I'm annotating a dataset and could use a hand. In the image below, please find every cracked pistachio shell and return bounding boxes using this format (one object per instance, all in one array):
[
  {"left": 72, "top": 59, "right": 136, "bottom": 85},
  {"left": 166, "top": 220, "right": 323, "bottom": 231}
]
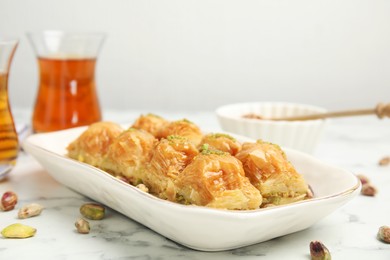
[
  {"left": 18, "top": 203, "right": 44, "bottom": 219},
  {"left": 75, "top": 218, "right": 90, "bottom": 234}
]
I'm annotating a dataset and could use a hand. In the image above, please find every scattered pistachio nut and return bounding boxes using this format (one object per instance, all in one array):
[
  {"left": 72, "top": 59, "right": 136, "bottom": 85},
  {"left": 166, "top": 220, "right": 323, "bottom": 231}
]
[
  {"left": 361, "top": 183, "right": 377, "bottom": 196},
  {"left": 75, "top": 218, "right": 90, "bottom": 234},
  {"left": 136, "top": 183, "right": 149, "bottom": 193},
  {"left": 356, "top": 174, "right": 370, "bottom": 185},
  {"left": 377, "top": 226, "right": 390, "bottom": 243},
  {"left": 1, "top": 191, "right": 18, "bottom": 211},
  {"left": 18, "top": 203, "right": 44, "bottom": 219},
  {"left": 80, "top": 203, "right": 105, "bottom": 220},
  {"left": 1, "top": 223, "right": 36, "bottom": 238},
  {"left": 310, "top": 240, "right": 331, "bottom": 260},
  {"left": 379, "top": 156, "right": 390, "bottom": 166}
]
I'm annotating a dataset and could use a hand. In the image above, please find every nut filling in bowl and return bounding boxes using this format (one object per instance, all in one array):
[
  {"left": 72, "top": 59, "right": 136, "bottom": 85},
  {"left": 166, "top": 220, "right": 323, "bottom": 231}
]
[{"left": 216, "top": 102, "right": 328, "bottom": 154}]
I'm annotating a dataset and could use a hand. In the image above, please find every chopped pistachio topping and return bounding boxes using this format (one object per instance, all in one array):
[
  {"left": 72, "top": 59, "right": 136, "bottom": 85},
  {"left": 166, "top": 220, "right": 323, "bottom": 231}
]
[
  {"left": 200, "top": 144, "right": 226, "bottom": 155},
  {"left": 167, "top": 135, "right": 187, "bottom": 143},
  {"left": 167, "top": 135, "right": 184, "bottom": 140},
  {"left": 209, "top": 133, "right": 236, "bottom": 141},
  {"left": 200, "top": 143, "right": 209, "bottom": 151}
]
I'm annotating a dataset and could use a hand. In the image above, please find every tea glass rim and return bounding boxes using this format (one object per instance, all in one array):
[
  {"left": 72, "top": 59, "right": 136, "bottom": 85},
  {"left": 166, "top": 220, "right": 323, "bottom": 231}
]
[
  {"left": 26, "top": 30, "right": 106, "bottom": 39},
  {"left": 0, "top": 37, "right": 19, "bottom": 45}
]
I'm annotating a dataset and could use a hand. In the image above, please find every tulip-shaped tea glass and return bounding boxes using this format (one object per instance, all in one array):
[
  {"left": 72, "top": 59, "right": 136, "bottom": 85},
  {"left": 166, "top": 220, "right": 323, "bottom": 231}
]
[
  {"left": 0, "top": 38, "right": 18, "bottom": 179},
  {"left": 27, "top": 31, "right": 105, "bottom": 132}
]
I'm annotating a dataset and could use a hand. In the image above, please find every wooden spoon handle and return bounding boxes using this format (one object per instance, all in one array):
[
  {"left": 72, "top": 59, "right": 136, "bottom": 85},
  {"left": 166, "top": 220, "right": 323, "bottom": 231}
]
[{"left": 273, "top": 103, "right": 390, "bottom": 121}]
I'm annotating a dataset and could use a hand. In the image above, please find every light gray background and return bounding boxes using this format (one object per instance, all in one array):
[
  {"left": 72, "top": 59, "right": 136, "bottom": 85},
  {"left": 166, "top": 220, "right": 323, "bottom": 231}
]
[{"left": 1, "top": 0, "right": 390, "bottom": 112}]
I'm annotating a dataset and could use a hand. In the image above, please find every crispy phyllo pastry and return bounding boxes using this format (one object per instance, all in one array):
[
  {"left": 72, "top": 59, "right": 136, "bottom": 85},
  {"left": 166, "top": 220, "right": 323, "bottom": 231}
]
[
  {"left": 67, "top": 115, "right": 312, "bottom": 211},
  {"left": 131, "top": 113, "right": 169, "bottom": 137},
  {"left": 157, "top": 119, "right": 203, "bottom": 146},
  {"left": 144, "top": 135, "right": 199, "bottom": 201},
  {"left": 100, "top": 128, "right": 157, "bottom": 184},
  {"left": 199, "top": 133, "right": 242, "bottom": 155},
  {"left": 176, "top": 150, "right": 262, "bottom": 210},
  {"left": 67, "top": 122, "right": 123, "bottom": 167},
  {"left": 235, "top": 140, "right": 309, "bottom": 207}
]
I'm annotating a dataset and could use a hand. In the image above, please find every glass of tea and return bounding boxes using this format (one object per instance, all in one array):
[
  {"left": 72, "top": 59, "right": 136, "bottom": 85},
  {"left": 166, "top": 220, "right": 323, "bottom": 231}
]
[
  {"left": 27, "top": 31, "right": 106, "bottom": 133},
  {"left": 0, "top": 38, "right": 18, "bottom": 179}
]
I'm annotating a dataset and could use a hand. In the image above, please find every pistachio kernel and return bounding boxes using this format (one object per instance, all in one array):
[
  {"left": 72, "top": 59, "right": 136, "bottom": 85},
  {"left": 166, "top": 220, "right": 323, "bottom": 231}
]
[
  {"left": 80, "top": 203, "right": 105, "bottom": 220},
  {"left": 361, "top": 183, "right": 377, "bottom": 196},
  {"left": 1, "top": 223, "right": 36, "bottom": 238},
  {"left": 310, "top": 240, "right": 331, "bottom": 260},
  {"left": 379, "top": 156, "right": 390, "bottom": 166},
  {"left": 377, "top": 226, "right": 390, "bottom": 243},
  {"left": 1, "top": 191, "right": 18, "bottom": 211},
  {"left": 75, "top": 218, "right": 90, "bottom": 234}
]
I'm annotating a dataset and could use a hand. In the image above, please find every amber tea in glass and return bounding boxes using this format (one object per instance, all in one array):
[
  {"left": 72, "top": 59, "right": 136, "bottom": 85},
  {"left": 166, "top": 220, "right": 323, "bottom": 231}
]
[
  {"left": 27, "top": 31, "right": 105, "bottom": 133},
  {"left": 33, "top": 57, "right": 101, "bottom": 132},
  {"left": 0, "top": 38, "right": 18, "bottom": 178}
]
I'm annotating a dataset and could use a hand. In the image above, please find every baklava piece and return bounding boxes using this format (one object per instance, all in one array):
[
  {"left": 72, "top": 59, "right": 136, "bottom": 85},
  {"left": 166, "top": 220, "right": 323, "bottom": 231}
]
[
  {"left": 176, "top": 149, "right": 262, "bottom": 210},
  {"left": 157, "top": 119, "right": 203, "bottom": 146},
  {"left": 235, "top": 140, "right": 309, "bottom": 207},
  {"left": 67, "top": 121, "right": 124, "bottom": 167},
  {"left": 144, "top": 135, "right": 199, "bottom": 201},
  {"left": 131, "top": 113, "right": 169, "bottom": 137},
  {"left": 100, "top": 128, "right": 157, "bottom": 184}
]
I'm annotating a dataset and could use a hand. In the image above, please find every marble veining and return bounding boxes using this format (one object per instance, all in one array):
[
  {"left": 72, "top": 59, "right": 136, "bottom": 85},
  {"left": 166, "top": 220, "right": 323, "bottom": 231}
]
[{"left": 1, "top": 111, "right": 390, "bottom": 259}]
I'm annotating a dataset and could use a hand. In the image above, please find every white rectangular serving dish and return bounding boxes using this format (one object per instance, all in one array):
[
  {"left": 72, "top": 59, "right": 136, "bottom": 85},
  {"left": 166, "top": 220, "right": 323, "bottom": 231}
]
[{"left": 23, "top": 126, "right": 360, "bottom": 251}]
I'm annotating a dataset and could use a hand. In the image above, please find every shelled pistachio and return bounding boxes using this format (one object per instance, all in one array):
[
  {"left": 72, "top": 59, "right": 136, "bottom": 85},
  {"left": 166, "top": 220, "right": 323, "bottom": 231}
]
[
  {"left": 80, "top": 203, "right": 105, "bottom": 220},
  {"left": 310, "top": 240, "right": 331, "bottom": 260},
  {"left": 361, "top": 183, "right": 377, "bottom": 196},
  {"left": 1, "top": 223, "right": 36, "bottom": 238},
  {"left": 1, "top": 191, "right": 18, "bottom": 211},
  {"left": 377, "top": 226, "right": 390, "bottom": 243}
]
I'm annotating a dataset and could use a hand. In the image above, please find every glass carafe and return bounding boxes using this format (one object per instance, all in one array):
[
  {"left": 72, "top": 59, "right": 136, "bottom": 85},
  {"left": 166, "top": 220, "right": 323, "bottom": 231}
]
[{"left": 0, "top": 38, "right": 18, "bottom": 179}]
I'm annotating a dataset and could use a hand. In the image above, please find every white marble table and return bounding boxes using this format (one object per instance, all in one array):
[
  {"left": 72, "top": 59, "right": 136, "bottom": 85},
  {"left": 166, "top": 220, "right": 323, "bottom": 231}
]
[{"left": 1, "top": 109, "right": 390, "bottom": 260}]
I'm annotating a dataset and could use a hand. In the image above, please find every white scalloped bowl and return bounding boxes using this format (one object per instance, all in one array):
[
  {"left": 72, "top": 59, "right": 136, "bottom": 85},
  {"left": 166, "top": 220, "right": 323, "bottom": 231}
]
[{"left": 216, "top": 102, "right": 328, "bottom": 154}]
